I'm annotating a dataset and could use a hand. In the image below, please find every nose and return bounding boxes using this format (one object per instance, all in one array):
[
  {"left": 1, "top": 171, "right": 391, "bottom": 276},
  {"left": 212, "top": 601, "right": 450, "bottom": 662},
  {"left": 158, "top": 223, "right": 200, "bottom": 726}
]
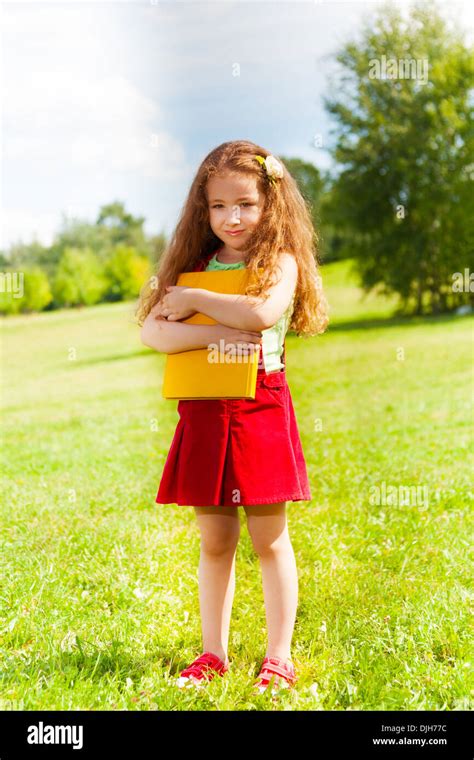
[{"left": 227, "top": 205, "right": 241, "bottom": 225}]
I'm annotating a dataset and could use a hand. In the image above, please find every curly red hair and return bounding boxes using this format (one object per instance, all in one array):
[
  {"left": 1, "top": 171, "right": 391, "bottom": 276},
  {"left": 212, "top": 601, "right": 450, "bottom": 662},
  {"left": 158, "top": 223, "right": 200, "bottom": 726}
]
[{"left": 135, "top": 139, "right": 329, "bottom": 336}]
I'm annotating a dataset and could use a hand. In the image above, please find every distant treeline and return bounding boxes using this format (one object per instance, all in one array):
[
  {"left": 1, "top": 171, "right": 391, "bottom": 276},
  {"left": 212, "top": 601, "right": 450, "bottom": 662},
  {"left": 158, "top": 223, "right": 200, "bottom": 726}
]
[
  {"left": 0, "top": 174, "right": 342, "bottom": 317},
  {"left": 0, "top": 202, "right": 168, "bottom": 315}
]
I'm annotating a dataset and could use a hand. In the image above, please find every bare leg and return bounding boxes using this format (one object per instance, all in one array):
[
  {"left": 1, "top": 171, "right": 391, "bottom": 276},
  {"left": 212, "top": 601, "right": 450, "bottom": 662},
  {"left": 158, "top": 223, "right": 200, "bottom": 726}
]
[
  {"left": 244, "top": 502, "right": 298, "bottom": 664},
  {"left": 193, "top": 506, "right": 240, "bottom": 667}
]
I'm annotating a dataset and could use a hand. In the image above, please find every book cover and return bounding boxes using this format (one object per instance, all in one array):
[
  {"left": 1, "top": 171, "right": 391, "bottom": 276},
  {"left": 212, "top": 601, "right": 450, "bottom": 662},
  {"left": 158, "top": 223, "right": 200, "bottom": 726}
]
[{"left": 162, "top": 269, "right": 262, "bottom": 399}]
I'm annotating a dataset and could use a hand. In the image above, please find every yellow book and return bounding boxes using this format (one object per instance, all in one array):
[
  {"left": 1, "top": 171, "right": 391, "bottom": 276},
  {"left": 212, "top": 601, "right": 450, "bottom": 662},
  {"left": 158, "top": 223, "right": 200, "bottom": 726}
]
[{"left": 162, "top": 269, "right": 262, "bottom": 399}]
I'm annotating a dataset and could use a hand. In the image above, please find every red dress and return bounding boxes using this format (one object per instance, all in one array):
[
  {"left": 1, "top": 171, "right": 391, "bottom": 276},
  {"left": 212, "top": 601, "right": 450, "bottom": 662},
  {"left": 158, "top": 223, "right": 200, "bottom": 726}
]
[{"left": 155, "top": 249, "right": 312, "bottom": 507}]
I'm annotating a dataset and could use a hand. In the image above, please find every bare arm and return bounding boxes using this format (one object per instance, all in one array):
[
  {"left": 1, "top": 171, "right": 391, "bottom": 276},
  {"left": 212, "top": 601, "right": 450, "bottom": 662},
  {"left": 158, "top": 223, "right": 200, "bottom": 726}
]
[
  {"left": 141, "top": 313, "right": 220, "bottom": 354},
  {"left": 188, "top": 253, "right": 298, "bottom": 331},
  {"left": 141, "top": 309, "right": 262, "bottom": 355}
]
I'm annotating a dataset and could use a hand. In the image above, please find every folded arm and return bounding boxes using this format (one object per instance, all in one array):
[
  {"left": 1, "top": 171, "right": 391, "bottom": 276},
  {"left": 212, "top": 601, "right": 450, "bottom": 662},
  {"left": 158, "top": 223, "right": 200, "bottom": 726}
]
[
  {"left": 189, "top": 253, "right": 298, "bottom": 331},
  {"left": 140, "top": 310, "right": 219, "bottom": 354},
  {"left": 140, "top": 306, "right": 262, "bottom": 355}
]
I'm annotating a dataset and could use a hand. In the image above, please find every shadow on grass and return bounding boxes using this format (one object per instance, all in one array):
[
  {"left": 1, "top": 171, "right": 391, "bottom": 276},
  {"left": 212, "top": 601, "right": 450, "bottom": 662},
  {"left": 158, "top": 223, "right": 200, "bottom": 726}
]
[
  {"left": 71, "top": 349, "right": 154, "bottom": 367},
  {"left": 320, "top": 311, "right": 472, "bottom": 334},
  {"left": 52, "top": 647, "right": 260, "bottom": 680},
  {"left": 51, "top": 646, "right": 182, "bottom": 680}
]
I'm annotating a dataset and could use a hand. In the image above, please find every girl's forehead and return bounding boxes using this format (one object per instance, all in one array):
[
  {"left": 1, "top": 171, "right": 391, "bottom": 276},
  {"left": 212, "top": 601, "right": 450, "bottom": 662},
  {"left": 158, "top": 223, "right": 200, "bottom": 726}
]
[{"left": 206, "top": 171, "right": 259, "bottom": 198}]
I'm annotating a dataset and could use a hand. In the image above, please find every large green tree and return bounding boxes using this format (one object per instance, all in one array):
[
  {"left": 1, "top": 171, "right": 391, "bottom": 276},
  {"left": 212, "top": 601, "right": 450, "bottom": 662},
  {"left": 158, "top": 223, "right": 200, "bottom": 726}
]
[
  {"left": 280, "top": 157, "right": 332, "bottom": 260},
  {"left": 281, "top": 157, "right": 350, "bottom": 264},
  {"left": 324, "top": 1, "right": 474, "bottom": 314}
]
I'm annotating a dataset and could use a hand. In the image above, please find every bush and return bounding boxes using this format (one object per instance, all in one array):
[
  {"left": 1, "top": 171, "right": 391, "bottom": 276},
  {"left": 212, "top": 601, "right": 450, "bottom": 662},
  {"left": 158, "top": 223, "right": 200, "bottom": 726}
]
[
  {"left": 103, "top": 244, "right": 151, "bottom": 301},
  {"left": 0, "top": 267, "right": 52, "bottom": 314},
  {"left": 53, "top": 247, "right": 108, "bottom": 307}
]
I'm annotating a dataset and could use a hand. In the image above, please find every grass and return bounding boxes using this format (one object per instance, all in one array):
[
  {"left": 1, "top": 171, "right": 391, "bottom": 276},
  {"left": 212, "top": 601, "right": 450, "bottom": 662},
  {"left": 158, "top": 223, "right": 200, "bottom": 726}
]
[{"left": 0, "top": 260, "right": 472, "bottom": 711}]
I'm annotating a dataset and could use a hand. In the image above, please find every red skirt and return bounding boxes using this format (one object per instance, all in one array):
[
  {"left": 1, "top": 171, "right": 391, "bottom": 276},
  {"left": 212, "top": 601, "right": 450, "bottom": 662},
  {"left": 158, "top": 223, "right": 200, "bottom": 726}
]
[{"left": 155, "top": 367, "right": 312, "bottom": 507}]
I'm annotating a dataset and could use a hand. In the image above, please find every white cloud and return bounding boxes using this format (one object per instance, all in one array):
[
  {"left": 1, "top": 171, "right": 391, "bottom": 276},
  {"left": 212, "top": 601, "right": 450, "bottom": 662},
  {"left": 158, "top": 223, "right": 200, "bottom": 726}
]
[
  {"left": 4, "top": 68, "right": 187, "bottom": 179},
  {"left": 0, "top": 1, "right": 190, "bottom": 248},
  {"left": 2, "top": 3, "right": 189, "bottom": 185},
  {"left": 0, "top": 208, "right": 61, "bottom": 250}
]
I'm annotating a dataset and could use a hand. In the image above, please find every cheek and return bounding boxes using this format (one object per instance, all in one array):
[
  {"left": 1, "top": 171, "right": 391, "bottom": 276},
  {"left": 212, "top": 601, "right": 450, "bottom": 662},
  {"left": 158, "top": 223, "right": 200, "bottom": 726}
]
[
  {"left": 209, "top": 209, "right": 224, "bottom": 227},
  {"left": 242, "top": 208, "right": 262, "bottom": 226}
]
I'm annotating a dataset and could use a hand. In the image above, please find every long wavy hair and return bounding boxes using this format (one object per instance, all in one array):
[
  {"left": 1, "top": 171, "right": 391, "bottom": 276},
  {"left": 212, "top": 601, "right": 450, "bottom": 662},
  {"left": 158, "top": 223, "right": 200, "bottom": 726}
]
[{"left": 135, "top": 140, "right": 329, "bottom": 336}]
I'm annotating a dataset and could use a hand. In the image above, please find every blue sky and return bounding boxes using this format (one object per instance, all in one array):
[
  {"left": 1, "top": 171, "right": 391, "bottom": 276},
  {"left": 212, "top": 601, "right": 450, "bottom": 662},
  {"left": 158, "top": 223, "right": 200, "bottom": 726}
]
[{"left": 1, "top": 0, "right": 472, "bottom": 250}]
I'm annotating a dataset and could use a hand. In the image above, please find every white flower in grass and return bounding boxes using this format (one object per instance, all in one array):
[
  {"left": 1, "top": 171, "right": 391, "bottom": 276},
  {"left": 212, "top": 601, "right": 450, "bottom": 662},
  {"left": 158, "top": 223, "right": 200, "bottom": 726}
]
[
  {"left": 176, "top": 675, "right": 203, "bottom": 689},
  {"left": 60, "top": 631, "right": 77, "bottom": 652}
]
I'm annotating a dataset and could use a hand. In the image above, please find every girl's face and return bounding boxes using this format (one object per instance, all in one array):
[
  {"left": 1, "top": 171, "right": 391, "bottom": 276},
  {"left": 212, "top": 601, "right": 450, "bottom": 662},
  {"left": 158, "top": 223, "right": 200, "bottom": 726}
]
[{"left": 206, "top": 172, "right": 265, "bottom": 251}]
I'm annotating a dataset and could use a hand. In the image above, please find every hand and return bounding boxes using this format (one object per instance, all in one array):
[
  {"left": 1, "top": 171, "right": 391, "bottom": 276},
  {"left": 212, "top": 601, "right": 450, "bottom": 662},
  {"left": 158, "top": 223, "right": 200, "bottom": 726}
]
[
  {"left": 156, "top": 286, "right": 197, "bottom": 321},
  {"left": 216, "top": 324, "right": 263, "bottom": 354}
]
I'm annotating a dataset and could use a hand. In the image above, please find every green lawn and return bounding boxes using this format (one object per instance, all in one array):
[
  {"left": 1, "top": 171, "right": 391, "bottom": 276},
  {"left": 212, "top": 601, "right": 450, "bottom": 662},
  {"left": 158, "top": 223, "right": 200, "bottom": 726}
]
[{"left": 1, "top": 260, "right": 472, "bottom": 710}]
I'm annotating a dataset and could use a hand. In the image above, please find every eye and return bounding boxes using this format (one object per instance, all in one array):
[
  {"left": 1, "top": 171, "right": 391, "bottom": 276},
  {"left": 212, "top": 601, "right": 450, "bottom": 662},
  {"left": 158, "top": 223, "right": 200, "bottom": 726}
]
[{"left": 210, "top": 202, "right": 254, "bottom": 208}]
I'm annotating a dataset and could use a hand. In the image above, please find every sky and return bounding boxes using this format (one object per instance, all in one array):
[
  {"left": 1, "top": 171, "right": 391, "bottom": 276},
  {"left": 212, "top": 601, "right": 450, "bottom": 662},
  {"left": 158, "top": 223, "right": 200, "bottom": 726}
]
[{"left": 1, "top": 0, "right": 472, "bottom": 251}]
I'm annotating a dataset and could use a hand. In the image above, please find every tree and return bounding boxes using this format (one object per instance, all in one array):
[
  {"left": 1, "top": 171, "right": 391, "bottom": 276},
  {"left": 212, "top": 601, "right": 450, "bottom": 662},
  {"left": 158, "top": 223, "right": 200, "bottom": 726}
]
[
  {"left": 0, "top": 267, "right": 52, "bottom": 314},
  {"left": 103, "top": 244, "right": 151, "bottom": 301},
  {"left": 22, "top": 268, "right": 53, "bottom": 312},
  {"left": 53, "top": 247, "right": 108, "bottom": 307},
  {"left": 6, "top": 240, "right": 55, "bottom": 279},
  {"left": 324, "top": 0, "right": 474, "bottom": 314},
  {"left": 280, "top": 157, "right": 332, "bottom": 259},
  {"left": 96, "top": 201, "right": 149, "bottom": 255},
  {"left": 147, "top": 230, "right": 168, "bottom": 267}
]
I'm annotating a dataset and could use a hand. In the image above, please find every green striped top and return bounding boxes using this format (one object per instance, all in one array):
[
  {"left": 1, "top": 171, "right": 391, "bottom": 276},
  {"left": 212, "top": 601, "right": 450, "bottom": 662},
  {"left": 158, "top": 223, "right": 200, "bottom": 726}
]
[{"left": 205, "top": 252, "right": 294, "bottom": 373}]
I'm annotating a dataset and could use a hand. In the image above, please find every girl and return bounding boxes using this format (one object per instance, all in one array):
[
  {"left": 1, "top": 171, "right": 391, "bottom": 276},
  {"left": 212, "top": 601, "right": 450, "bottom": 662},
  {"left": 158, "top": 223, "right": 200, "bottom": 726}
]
[{"left": 136, "top": 140, "right": 329, "bottom": 695}]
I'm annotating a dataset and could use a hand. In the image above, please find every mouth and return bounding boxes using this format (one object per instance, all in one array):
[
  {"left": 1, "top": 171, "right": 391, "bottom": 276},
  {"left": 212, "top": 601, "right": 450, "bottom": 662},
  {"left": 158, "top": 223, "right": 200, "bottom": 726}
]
[{"left": 226, "top": 230, "right": 244, "bottom": 236}]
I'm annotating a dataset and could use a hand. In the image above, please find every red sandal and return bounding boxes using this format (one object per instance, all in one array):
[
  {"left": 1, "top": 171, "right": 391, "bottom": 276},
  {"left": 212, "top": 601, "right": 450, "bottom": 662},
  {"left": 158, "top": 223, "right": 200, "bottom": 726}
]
[
  {"left": 176, "top": 651, "right": 229, "bottom": 689},
  {"left": 253, "top": 656, "right": 297, "bottom": 694}
]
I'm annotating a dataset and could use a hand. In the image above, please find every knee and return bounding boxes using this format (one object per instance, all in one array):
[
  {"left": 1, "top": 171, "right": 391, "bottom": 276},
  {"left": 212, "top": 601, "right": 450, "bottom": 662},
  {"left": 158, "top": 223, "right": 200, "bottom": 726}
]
[
  {"left": 200, "top": 524, "right": 240, "bottom": 557},
  {"left": 249, "top": 528, "right": 289, "bottom": 558}
]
